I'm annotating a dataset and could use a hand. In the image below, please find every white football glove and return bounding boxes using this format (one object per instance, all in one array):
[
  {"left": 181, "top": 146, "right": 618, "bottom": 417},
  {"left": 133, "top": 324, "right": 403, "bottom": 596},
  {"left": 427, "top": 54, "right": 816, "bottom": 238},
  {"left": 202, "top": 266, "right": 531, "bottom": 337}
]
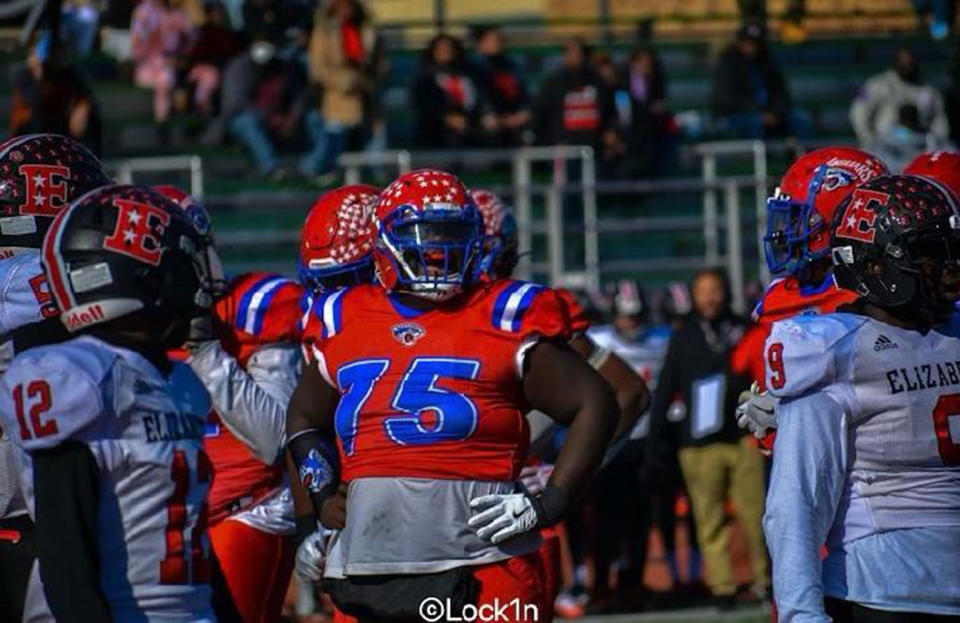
[
  {"left": 518, "top": 464, "right": 554, "bottom": 495},
  {"left": 468, "top": 493, "right": 539, "bottom": 544},
  {"left": 736, "top": 381, "right": 780, "bottom": 439},
  {"left": 295, "top": 529, "right": 329, "bottom": 583}
]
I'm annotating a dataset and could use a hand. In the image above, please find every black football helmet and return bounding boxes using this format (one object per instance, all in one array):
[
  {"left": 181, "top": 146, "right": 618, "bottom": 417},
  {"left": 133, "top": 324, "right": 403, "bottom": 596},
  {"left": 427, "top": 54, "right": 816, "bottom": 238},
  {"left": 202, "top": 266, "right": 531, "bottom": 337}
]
[
  {"left": 41, "top": 184, "right": 212, "bottom": 343},
  {"left": 830, "top": 174, "right": 960, "bottom": 324},
  {"left": 0, "top": 134, "right": 111, "bottom": 252}
]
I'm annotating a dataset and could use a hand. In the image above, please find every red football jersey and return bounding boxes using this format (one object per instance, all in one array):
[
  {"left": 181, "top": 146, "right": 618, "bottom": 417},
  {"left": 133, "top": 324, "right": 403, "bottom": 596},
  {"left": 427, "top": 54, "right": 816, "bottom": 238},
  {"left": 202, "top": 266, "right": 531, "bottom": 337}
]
[
  {"left": 205, "top": 272, "right": 305, "bottom": 524},
  {"left": 308, "top": 280, "right": 573, "bottom": 482},
  {"left": 556, "top": 287, "right": 591, "bottom": 335},
  {"left": 731, "top": 275, "right": 857, "bottom": 389}
]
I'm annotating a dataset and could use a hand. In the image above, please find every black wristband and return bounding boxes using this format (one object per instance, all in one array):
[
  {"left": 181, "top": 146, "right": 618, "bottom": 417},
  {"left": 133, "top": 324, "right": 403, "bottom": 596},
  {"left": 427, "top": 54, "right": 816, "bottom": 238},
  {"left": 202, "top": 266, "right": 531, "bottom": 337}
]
[
  {"left": 287, "top": 429, "right": 340, "bottom": 518},
  {"left": 295, "top": 515, "right": 317, "bottom": 549},
  {"left": 528, "top": 484, "right": 570, "bottom": 528}
]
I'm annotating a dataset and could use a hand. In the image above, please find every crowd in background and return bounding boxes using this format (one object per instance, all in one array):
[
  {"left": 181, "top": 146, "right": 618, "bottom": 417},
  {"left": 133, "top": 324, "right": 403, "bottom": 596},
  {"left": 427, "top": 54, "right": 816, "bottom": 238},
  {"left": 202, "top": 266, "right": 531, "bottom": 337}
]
[{"left": 10, "top": 0, "right": 960, "bottom": 183}]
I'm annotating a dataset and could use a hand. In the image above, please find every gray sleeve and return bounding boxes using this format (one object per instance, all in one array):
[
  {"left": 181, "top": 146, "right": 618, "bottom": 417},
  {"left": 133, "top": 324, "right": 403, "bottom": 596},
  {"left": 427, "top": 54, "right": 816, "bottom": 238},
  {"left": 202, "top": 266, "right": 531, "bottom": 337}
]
[
  {"left": 188, "top": 341, "right": 301, "bottom": 465},
  {"left": 763, "top": 391, "right": 849, "bottom": 623}
]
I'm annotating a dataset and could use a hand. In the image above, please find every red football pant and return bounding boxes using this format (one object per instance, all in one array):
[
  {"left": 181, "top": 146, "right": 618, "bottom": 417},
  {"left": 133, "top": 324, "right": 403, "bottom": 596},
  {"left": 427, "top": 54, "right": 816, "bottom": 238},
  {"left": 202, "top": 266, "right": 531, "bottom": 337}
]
[
  {"left": 209, "top": 519, "right": 294, "bottom": 623},
  {"left": 473, "top": 551, "right": 549, "bottom": 622},
  {"left": 537, "top": 526, "right": 562, "bottom": 621}
]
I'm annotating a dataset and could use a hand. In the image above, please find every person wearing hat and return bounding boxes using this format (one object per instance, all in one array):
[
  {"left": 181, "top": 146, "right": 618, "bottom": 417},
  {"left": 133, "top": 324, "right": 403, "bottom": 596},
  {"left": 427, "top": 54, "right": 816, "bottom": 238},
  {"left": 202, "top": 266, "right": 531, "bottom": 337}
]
[{"left": 711, "top": 24, "right": 793, "bottom": 139}]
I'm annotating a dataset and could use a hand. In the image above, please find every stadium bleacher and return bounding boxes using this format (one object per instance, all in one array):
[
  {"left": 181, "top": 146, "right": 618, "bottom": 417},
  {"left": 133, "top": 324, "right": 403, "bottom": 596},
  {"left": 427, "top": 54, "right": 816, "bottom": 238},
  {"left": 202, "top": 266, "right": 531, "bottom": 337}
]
[{"left": 0, "top": 9, "right": 950, "bottom": 288}]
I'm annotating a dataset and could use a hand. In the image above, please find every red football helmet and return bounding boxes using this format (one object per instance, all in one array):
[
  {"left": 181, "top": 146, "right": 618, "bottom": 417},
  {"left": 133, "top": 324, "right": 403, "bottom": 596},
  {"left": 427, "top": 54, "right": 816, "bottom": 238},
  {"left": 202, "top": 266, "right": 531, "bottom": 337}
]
[
  {"left": 765, "top": 147, "right": 888, "bottom": 276},
  {"left": 299, "top": 184, "right": 380, "bottom": 295},
  {"left": 374, "top": 169, "right": 484, "bottom": 300},
  {"left": 903, "top": 151, "right": 960, "bottom": 199},
  {"left": 153, "top": 185, "right": 226, "bottom": 298},
  {"left": 0, "top": 133, "right": 110, "bottom": 253},
  {"left": 470, "top": 188, "right": 519, "bottom": 280}
]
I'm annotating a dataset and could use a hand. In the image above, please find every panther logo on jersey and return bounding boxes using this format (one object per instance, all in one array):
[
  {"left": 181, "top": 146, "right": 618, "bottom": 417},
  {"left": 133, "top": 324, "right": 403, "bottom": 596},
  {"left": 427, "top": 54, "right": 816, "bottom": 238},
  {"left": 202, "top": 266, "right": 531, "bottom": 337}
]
[
  {"left": 103, "top": 198, "right": 171, "bottom": 266},
  {"left": 299, "top": 447, "right": 334, "bottom": 493},
  {"left": 392, "top": 322, "right": 426, "bottom": 346}
]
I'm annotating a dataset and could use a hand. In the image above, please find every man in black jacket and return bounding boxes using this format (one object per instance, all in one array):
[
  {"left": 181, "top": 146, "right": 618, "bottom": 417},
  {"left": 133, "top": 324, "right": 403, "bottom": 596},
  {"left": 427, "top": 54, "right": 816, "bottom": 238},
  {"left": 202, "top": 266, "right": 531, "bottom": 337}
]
[
  {"left": 712, "top": 24, "right": 792, "bottom": 139},
  {"left": 647, "top": 267, "right": 768, "bottom": 605},
  {"left": 532, "top": 38, "right": 618, "bottom": 154}
]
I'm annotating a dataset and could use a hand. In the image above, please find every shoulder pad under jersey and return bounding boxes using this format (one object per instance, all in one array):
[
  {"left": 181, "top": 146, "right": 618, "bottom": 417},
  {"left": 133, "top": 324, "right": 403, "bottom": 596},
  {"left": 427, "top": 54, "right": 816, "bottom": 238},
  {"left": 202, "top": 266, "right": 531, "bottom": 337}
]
[
  {"left": 0, "top": 337, "right": 115, "bottom": 450},
  {"left": 489, "top": 280, "right": 573, "bottom": 341},
  {"left": 765, "top": 313, "right": 865, "bottom": 399}
]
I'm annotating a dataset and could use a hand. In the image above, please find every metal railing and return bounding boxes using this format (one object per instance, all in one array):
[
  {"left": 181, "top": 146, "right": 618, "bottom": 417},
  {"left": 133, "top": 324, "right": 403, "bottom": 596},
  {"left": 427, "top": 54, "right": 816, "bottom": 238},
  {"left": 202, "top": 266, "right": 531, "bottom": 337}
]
[
  {"left": 111, "top": 155, "right": 205, "bottom": 199},
  {"left": 335, "top": 141, "right": 772, "bottom": 312},
  {"left": 104, "top": 143, "right": 779, "bottom": 314},
  {"left": 337, "top": 145, "right": 599, "bottom": 290}
]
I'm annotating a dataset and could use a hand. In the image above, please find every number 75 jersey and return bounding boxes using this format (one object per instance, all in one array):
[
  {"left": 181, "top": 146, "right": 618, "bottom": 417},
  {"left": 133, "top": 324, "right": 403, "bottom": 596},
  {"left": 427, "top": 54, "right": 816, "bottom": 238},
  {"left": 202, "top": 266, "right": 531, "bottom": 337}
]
[
  {"left": 0, "top": 335, "right": 215, "bottom": 621},
  {"left": 306, "top": 280, "right": 575, "bottom": 482}
]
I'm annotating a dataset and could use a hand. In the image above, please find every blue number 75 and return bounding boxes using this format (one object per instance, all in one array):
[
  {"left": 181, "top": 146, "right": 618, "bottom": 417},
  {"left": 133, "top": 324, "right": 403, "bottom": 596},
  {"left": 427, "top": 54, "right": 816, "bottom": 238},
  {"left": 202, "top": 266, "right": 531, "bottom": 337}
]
[{"left": 334, "top": 357, "right": 480, "bottom": 455}]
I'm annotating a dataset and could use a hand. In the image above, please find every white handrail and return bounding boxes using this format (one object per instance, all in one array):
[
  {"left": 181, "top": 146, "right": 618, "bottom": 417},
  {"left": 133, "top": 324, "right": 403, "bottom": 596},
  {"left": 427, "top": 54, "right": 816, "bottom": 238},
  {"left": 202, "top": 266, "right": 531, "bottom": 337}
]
[{"left": 110, "top": 155, "right": 205, "bottom": 199}]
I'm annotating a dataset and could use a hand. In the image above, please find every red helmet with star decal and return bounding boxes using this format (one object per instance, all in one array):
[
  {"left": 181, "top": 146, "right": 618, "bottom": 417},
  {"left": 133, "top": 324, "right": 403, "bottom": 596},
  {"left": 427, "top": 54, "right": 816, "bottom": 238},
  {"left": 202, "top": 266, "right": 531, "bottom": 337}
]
[
  {"left": 903, "top": 151, "right": 960, "bottom": 199},
  {"left": 374, "top": 169, "right": 484, "bottom": 300},
  {"left": 0, "top": 133, "right": 111, "bottom": 253},
  {"left": 830, "top": 174, "right": 960, "bottom": 324},
  {"left": 153, "top": 185, "right": 227, "bottom": 298},
  {"left": 42, "top": 184, "right": 210, "bottom": 341},
  {"left": 299, "top": 184, "right": 380, "bottom": 295},
  {"left": 765, "top": 147, "right": 888, "bottom": 277},
  {"left": 470, "top": 188, "right": 519, "bottom": 280}
]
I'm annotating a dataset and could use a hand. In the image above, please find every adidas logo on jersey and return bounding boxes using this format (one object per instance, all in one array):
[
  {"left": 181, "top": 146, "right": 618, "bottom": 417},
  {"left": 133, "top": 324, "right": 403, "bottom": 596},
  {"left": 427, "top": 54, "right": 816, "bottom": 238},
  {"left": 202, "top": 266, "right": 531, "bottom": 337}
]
[{"left": 874, "top": 334, "right": 899, "bottom": 351}]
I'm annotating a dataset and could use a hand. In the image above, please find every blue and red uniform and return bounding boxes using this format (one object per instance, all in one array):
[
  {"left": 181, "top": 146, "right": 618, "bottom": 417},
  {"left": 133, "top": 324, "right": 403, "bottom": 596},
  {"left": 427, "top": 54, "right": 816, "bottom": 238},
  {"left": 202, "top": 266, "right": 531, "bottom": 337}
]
[
  {"left": 731, "top": 274, "right": 855, "bottom": 455},
  {"left": 308, "top": 279, "right": 576, "bottom": 616},
  {"left": 198, "top": 272, "right": 306, "bottom": 623},
  {"left": 731, "top": 275, "right": 856, "bottom": 391}
]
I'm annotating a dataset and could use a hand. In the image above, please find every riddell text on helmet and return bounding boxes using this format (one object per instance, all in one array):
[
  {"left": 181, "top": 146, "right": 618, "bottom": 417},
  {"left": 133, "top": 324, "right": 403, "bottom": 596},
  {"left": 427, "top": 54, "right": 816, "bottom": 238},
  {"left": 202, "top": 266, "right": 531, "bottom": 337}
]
[{"left": 62, "top": 303, "right": 106, "bottom": 331}]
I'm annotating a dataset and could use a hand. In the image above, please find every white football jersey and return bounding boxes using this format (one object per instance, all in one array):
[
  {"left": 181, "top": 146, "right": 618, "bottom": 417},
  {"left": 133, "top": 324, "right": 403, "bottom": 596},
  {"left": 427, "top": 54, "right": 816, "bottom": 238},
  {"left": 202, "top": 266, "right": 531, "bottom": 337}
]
[
  {"left": 0, "top": 249, "right": 55, "bottom": 336},
  {"left": 587, "top": 324, "right": 669, "bottom": 390},
  {"left": 0, "top": 335, "right": 215, "bottom": 622},
  {"left": 0, "top": 249, "right": 56, "bottom": 520},
  {"left": 767, "top": 313, "right": 960, "bottom": 542}
]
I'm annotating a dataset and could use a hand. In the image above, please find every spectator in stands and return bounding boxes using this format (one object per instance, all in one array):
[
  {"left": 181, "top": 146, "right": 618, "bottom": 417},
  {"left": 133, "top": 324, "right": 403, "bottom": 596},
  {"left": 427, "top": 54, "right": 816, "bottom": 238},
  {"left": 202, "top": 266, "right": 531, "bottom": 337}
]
[
  {"left": 185, "top": 1, "right": 242, "bottom": 115},
  {"left": 242, "top": 0, "right": 285, "bottom": 47},
  {"left": 647, "top": 267, "right": 768, "bottom": 607},
  {"left": 61, "top": 0, "right": 102, "bottom": 57},
  {"left": 10, "top": 34, "right": 102, "bottom": 154},
  {"left": 711, "top": 24, "right": 793, "bottom": 139},
  {"left": 912, "top": 0, "right": 955, "bottom": 40},
  {"left": 130, "top": 0, "right": 194, "bottom": 142},
  {"left": 532, "top": 39, "right": 618, "bottom": 163},
  {"left": 851, "top": 46, "right": 950, "bottom": 170},
  {"left": 471, "top": 25, "right": 531, "bottom": 146},
  {"left": 412, "top": 34, "right": 495, "bottom": 148},
  {"left": 622, "top": 46, "right": 674, "bottom": 178},
  {"left": 209, "top": 32, "right": 325, "bottom": 179},
  {"left": 308, "top": 0, "right": 384, "bottom": 178},
  {"left": 948, "top": 38, "right": 960, "bottom": 147}
]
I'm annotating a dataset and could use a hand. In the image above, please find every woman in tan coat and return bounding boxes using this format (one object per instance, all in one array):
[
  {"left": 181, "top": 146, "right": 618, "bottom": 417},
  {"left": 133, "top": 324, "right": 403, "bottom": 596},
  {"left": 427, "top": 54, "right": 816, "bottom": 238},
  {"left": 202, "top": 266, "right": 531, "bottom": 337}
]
[{"left": 308, "top": 0, "right": 384, "bottom": 175}]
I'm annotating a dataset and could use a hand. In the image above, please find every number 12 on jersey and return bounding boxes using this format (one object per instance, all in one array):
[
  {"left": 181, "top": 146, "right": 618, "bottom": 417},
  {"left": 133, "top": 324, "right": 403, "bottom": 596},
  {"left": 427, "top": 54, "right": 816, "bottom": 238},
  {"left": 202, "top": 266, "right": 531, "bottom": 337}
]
[
  {"left": 335, "top": 357, "right": 481, "bottom": 455},
  {"left": 160, "top": 449, "right": 212, "bottom": 584}
]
